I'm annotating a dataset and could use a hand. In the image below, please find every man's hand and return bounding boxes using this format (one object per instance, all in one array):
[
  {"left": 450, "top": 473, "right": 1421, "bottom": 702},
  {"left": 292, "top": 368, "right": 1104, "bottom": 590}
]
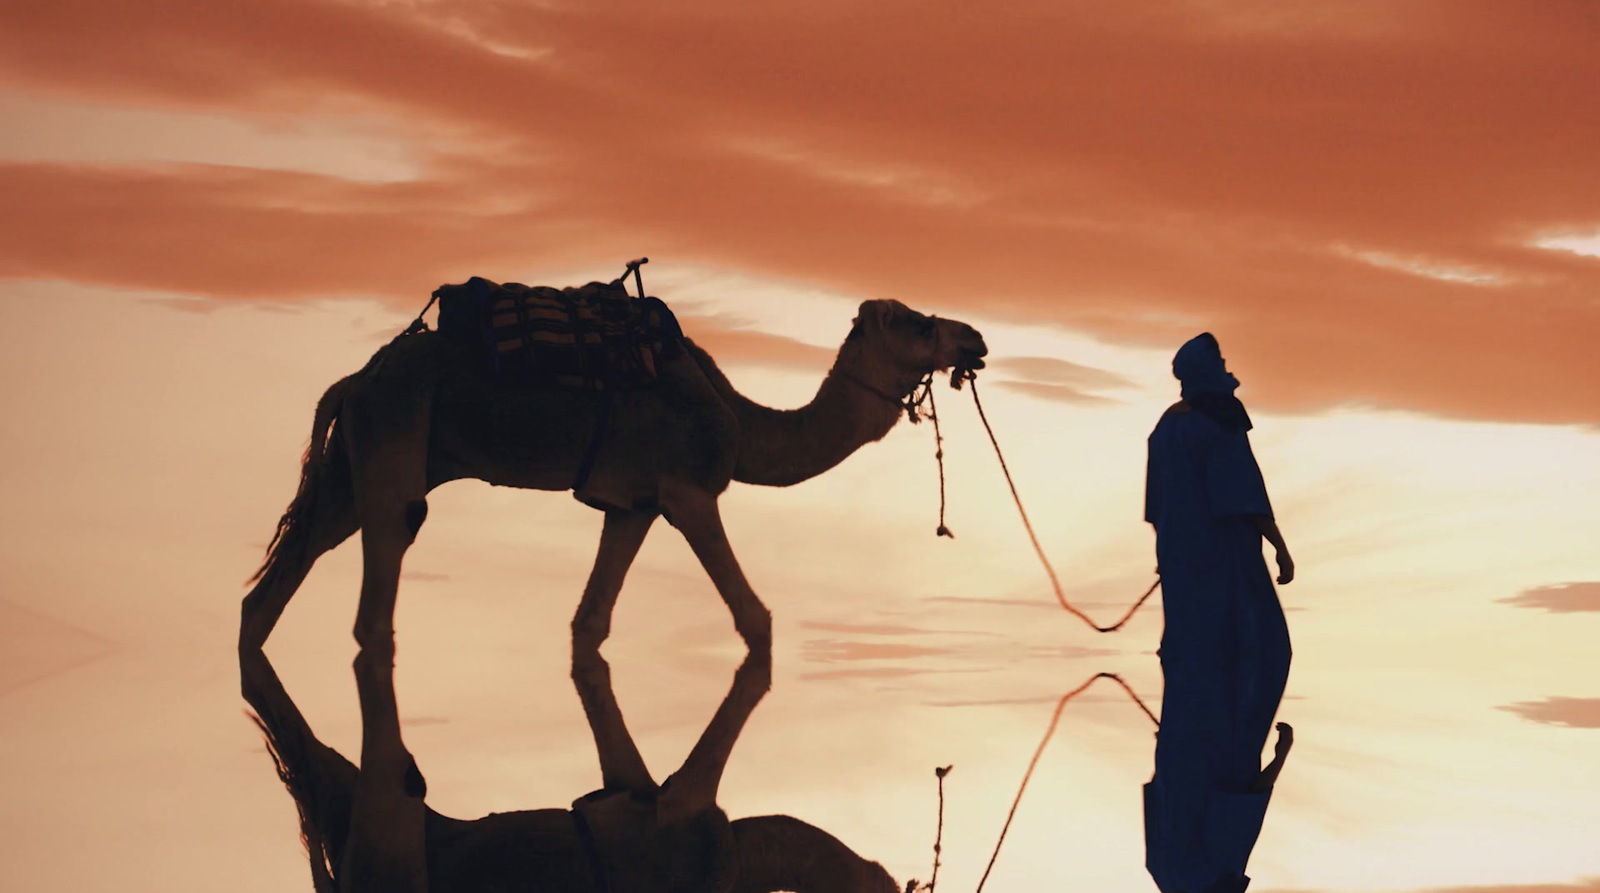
[
  {"left": 1252, "top": 515, "right": 1294, "bottom": 585},
  {"left": 1253, "top": 722, "right": 1296, "bottom": 792},
  {"left": 1272, "top": 722, "right": 1294, "bottom": 758}
]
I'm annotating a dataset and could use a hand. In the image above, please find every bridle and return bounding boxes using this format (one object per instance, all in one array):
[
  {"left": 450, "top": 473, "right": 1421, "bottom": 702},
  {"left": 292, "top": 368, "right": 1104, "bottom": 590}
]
[
  {"left": 834, "top": 367, "right": 928, "bottom": 414},
  {"left": 832, "top": 314, "right": 954, "bottom": 423}
]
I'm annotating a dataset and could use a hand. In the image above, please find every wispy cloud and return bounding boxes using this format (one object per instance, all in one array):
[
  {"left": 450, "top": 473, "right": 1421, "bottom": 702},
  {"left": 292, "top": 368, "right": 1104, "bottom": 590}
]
[
  {"left": 991, "top": 380, "right": 1117, "bottom": 405},
  {"left": 682, "top": 322, "right": 837, "bottom": 371},
  {"left": 401, "top": 570, "right": 451, "bottom": 583},
  {"left": 992, "top": 356, "right": 1136, "bottom": 391},
  {"left": 1498, "top": 582, "right": 1600, "bottom": 614},
  {"left": 1498, "top": 697, "right": 1600, "bottom": 729},
  {"left": 799, "top": 620, "right": 998, "bottom": 637},
  {"left": 801, "top": 639, "right": 952, "bottom": 662}
]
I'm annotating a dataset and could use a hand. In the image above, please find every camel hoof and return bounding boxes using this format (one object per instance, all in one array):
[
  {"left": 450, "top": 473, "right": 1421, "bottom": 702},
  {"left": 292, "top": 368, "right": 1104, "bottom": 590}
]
[
  {"left": 238, "top": 605, "right": 271, "bottom": 653},
  {"left": 353, "top": 631, "right": 397, "bottom": 670},
  {"left": 238, "top": 627, "right": 266, "bottom": 654}
]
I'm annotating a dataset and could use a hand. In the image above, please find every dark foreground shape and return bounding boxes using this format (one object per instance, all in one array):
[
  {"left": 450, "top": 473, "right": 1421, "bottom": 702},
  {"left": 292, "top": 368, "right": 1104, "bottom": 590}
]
[{"left": 242, "top": 639, "right": 901, "bottom": 893}]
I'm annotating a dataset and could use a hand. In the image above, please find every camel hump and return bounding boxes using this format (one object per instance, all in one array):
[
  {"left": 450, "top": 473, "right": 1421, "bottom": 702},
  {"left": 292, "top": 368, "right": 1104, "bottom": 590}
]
[{"left": 434, "top": 276, "right": 682, "bottom": 388}]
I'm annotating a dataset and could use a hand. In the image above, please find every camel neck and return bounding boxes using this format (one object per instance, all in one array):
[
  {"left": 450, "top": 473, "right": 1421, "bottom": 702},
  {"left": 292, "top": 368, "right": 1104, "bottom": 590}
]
[{"left": 684, "top": 342, "right": 911, "bottom": 488}]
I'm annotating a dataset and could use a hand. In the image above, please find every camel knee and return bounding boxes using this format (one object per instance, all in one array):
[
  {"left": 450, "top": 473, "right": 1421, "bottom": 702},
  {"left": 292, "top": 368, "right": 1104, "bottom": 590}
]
[
  {"left": 353, "top": 634, "right": 396, "bottom": 675},
  {"left": 571, "top": 610, "right": 611, "bottom": 649}
]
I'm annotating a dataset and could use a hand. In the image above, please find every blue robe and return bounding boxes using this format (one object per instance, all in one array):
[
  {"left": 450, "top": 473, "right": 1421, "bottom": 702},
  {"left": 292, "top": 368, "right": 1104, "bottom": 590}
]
[{"left": 1143, "top": 406, "right": 1291, "bottom": 893}]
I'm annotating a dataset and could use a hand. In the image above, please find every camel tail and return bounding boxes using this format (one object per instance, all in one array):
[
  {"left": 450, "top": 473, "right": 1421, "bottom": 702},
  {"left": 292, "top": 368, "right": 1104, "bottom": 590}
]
[
  {"left": 243, "top": 647, "right": 359, "bottom": 891},
  {"left": 248, "top": 372, "right": 357, "bottom": 588},
  {"left": 250, "top": 712, "right": 343, "bottom": 892}
]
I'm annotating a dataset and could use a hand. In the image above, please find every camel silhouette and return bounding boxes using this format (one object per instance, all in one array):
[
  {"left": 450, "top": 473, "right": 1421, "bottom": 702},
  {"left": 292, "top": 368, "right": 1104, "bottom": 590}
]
[
  {"left": 239, "top": 296, "right": 988, "bottom": 653},
  {"left": 242, "top": 638, "right": 902, "bottom": 892}
]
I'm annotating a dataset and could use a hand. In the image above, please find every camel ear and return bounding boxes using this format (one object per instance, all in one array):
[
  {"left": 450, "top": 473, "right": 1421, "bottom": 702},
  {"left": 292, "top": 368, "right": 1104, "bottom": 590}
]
[
  {"left": 852, "top": 300, "right": 873, "bottom": 330},
  {"left": 856, "top": 300, "right": 895, "bottom": 331}
]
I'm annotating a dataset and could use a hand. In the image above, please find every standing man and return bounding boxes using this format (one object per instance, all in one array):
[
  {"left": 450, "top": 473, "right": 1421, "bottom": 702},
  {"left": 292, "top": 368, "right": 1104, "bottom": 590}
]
[{"left": 1143, "top": 332, "right": 1295, "bottom": 893}]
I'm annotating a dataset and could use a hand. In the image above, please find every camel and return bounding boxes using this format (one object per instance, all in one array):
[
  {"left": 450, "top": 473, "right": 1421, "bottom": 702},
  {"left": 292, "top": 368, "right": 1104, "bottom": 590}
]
[
  {"left": 242, "top": 637, "right": 903, "bottom": 892},
  {"left": 240, "top": 293, "right": 988, "bottom": 652}
]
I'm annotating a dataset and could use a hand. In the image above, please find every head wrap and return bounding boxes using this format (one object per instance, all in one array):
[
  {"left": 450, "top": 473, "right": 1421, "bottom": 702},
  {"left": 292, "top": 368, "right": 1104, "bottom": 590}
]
[{"left": 1173, "top": 333, "right": 1252, "bottom": 433}]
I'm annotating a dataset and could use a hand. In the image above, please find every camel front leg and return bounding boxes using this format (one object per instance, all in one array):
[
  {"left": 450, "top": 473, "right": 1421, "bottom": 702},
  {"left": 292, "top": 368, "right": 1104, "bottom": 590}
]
[
  {"left": 341, "top": 633, "right": 430, "bottom": 893},
  {"left": 572, "top": 644, "right": 656, "bottom": 793},
  {"left": 571, "top": 509, "right": 658, "bottom": 650},
  {"left": 659, "top": 481, "right": 773, "bottom": 649},
  {"left": 659, "top": 646, "right": 772, "bottom": 824}
]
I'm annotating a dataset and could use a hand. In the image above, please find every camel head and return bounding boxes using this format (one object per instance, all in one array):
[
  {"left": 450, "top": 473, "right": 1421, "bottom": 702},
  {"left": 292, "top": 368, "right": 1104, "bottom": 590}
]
[{"left": 848, "top": 299, "right": 988, "bottom": 394}]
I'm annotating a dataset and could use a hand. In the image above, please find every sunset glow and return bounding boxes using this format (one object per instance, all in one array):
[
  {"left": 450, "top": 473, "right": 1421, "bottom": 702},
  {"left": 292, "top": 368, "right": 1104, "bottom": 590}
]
[{"left": 1, "top": 3, "right": 1597, "bottom": 892}]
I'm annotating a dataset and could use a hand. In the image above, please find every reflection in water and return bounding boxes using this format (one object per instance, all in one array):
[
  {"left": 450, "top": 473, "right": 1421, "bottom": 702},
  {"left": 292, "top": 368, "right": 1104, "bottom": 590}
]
[
  {"left": 241, "top": 641, "right": 900, "bottom": 892},
  {"left": 974, "top": 672, "right": 1160, "bottom": 892}
]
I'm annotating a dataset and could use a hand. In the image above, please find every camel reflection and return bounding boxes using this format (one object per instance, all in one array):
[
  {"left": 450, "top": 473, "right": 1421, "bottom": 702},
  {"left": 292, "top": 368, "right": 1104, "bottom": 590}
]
[{"left": 241, "top": 641, "right": 899, "bottom": 893}]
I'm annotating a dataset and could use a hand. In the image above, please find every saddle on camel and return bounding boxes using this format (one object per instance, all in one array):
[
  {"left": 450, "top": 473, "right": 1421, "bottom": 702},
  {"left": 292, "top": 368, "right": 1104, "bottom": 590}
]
[{"left": 433, "top": 272, "right": 684, "bottom": 390}]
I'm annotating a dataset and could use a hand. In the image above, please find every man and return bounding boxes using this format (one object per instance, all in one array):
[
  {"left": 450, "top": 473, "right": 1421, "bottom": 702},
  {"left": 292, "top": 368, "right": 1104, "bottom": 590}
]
[{"left": 1143, "top": 332, "right": 1294, "bottom": 893}]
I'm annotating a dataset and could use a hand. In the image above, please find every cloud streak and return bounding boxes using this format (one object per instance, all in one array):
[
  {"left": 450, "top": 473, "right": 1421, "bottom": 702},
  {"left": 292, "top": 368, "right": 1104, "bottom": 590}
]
[
  {"left": 1498, "top": 582, "right": 1600, "bottom": 614},
  {"left": 1498, "top": 697, "right": 1600, "bottom": 730}
]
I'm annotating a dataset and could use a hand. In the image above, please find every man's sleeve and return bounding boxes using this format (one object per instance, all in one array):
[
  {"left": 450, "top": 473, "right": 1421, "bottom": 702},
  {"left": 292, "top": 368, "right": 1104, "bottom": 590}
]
[{"left": 1205, "top": 432, "right": 1273, "bottom": 519}]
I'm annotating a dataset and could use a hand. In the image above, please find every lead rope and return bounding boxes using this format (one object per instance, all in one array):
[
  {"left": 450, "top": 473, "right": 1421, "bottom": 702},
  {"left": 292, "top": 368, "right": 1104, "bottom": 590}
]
[
  {"left": 963, "top": 376, "right": 1160, "bottom": 632},
  {"left": 905, "top": 764, "right": 952, "bottom": 893},
  {"left": 903, "top": 370, "right": 1167, "bottom": 891},
  {"left": 972, "top": 673, "right": 1159, "bottom": 893},
  {"left": 905, "top": 673, "right": 1160, "bottom": 893}
]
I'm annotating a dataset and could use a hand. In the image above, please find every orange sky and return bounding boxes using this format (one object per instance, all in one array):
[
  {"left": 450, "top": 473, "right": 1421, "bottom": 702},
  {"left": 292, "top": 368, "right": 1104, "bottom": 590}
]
[
  {"left": 3, "top": 0, "right": 1599, "bottom": 422},
  {"left": 1, "top": 3, "right": 1598, "bottom": 892}
]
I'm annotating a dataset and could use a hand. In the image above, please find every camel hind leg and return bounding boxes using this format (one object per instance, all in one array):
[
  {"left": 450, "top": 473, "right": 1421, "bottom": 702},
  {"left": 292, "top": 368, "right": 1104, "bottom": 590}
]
[
  {"left": 571, "top": 508, "right": 658, "bottom": 650},
  {"left": 340, "top": 373, "right": 433, "bottom": 649},
  {"left": 341, "top": 634, "right": 430, "bottom": 893},
  {"left": 346, "top": 446, "right": 430, "bottom": 649},
  {"left": 240, "top": 487, "right": 359, "bottom": 652},
  {"left": 338, "top": 386, "right": 434, "bottom": 891},
  {"left": 241, "top": 369, "right": 365, "bottom": 652}
]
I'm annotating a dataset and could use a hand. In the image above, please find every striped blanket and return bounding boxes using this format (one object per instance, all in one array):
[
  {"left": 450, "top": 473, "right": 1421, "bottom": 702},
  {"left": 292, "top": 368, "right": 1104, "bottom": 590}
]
[{"left": 434, "top": 276, "right": 683, "bottom": 389}]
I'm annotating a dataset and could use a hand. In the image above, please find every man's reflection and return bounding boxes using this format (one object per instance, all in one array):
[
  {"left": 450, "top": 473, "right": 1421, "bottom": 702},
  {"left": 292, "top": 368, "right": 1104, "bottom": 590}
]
[{"left": 241, "top": 640, "right": 900, "bottom": 892}]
